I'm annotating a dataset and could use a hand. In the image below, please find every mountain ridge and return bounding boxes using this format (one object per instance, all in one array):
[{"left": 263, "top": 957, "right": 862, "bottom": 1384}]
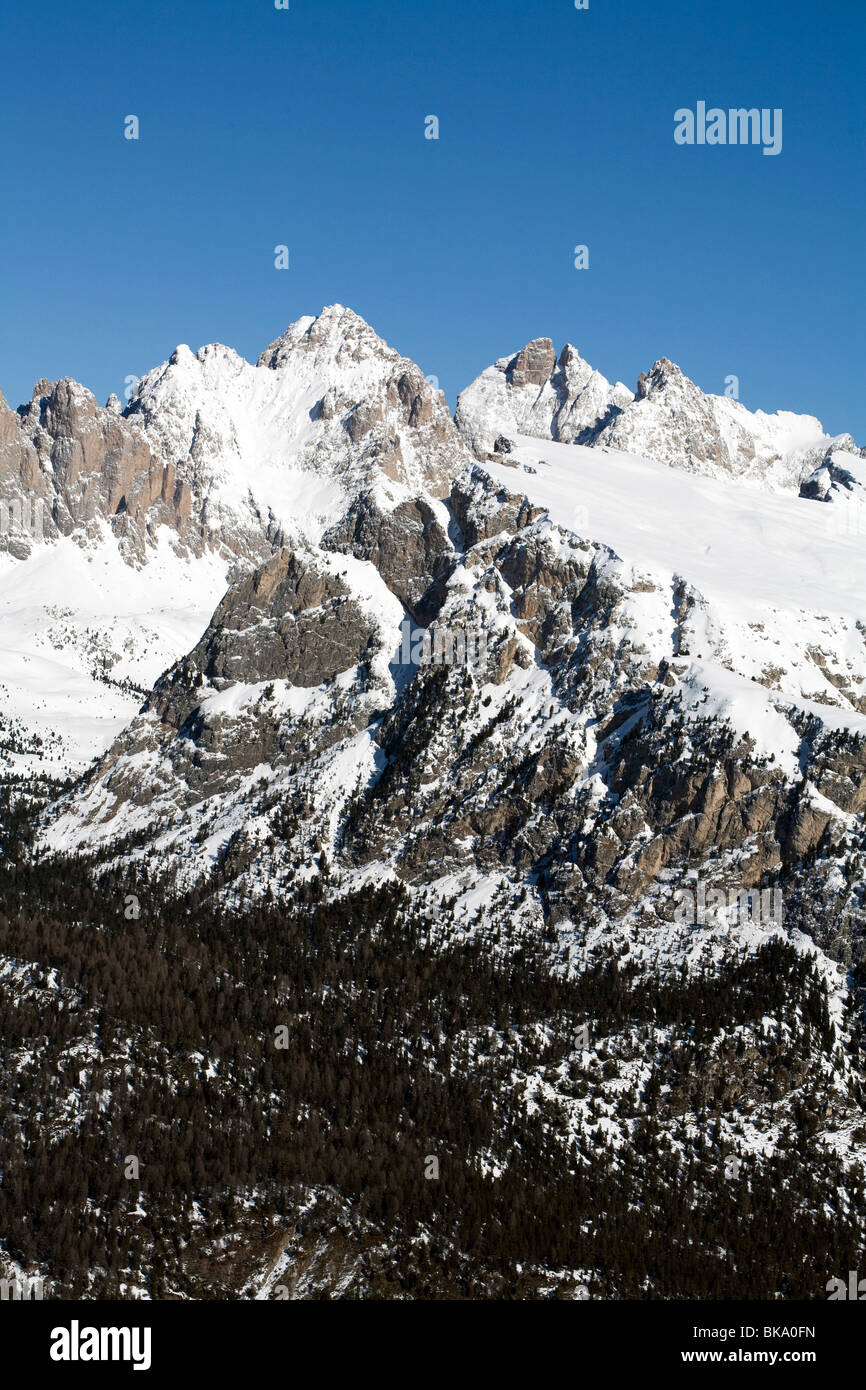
[{"left": 456, "top": 335, "right": 864, "bottom": 496}]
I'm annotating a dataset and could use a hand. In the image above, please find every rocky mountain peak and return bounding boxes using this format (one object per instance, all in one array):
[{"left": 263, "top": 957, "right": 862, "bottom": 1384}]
[
  {"left": 506, "top": 337, "right": 557, "bottom": 388},
  {"left": 635, "top": 357, "right": 686, "bottom": 399},
  {"left": 456, "top": 336, "right": 632, "bottom": 457},
  {"left": 257, "top": 304, "right": 391, "bottom": 371},
  {"left": 0, "top": 307, "right": 478, "bottom": 608},
  {"left": 460, "top": 332, "right": 863, "bottom": 493}
]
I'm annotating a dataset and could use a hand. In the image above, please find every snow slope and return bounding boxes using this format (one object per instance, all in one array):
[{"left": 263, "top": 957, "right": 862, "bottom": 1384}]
[
  {"left": 494, "top": 439, "right": 865, "bottom": 617},
  {"left": 0, "top": 527, "right": 230, "bottom": 779},
  {"left": 487, "top": 437, "right": 866, "bottom": 745}
]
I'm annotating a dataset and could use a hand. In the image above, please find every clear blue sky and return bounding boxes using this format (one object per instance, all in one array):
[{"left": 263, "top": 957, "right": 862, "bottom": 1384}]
[{"left": 1, "top": 0, "right": 863, "bottom": 437}]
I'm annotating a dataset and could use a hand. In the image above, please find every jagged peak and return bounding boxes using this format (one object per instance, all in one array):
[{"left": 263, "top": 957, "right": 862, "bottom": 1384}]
[
  {"left": 635, "top": 358, "right": 690, "bottom": 400},
  {"left": 16, "top": 377, "right": 109, "bottom": 428},
  {"left": 505, "top": 338, "right": 557, "bottom": 388},
  {"left": 557, "top": 342, "right": 588, "bottom": 369},
  {"left": 168, "top": 344, "right": 194, "bottom": 366},
  {"left": 456, "top": 334, "right": 632, "bottom": 456},
  {"left": 257, "top": 304, "right": 390, "bottom": 370},
  {"left": 29, "top": 376, "right": 96, "bottom": 402}
]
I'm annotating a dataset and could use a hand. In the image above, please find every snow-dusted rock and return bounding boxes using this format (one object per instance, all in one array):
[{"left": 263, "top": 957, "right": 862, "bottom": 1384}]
[
  {"left": 589, "top": 357, "right": 861, "bottom": 490},
  {"left": 0, "top": 306, "right": 473, "bottom": 777},
  {"left": 456, "top": 338, "right": 632, "bottom": 457},
  {"left": 458, "top": 337, "right": 864, "bottom": 493}
]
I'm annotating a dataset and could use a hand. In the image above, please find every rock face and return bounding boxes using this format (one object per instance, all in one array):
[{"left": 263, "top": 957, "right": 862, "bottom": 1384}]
[
  {"left": 68, "top": 544, "right": 398, "bottom": 826},
  {"left": 45, "top": 434, "right": 866, "bottom": 957},
  {"left": 159, "top": 549, "right": 380, "bottom": 698},
  {"left": 0, "top": 305, "right": 472, "bottom": 566},
  {"left": 0, "top": 378, "right": 170, "bottom": 559},
  {"left": 455, "top": 339, "right": 633, "bottom": 457},
  {"left": 458, "top": 339, "right": 864, "bottom": 493},
  {"left": 587, "top": 357, "right": 864, "bottom": 489},
  {"left": 800, "top": 446, "right": 866, "bottom": 515},
  {"left": 508, "top": 337, "right": 557, "bottom": 388},
  {"left": 323, "top": 492, "right": 452, "bottom": 622}
]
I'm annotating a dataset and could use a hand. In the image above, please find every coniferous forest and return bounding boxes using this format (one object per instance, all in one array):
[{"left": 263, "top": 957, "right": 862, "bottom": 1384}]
[{"left": 1, "top": 781, "right": 863, "bottom": 1301}]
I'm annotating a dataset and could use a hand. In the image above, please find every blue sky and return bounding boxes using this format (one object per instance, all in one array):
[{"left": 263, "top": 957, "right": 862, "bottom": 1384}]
[{"left": 1, "top": 0, "right": 863, "bottom": 437}]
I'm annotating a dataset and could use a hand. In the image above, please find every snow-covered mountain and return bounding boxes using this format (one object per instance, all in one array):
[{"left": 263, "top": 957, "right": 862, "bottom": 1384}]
[
  {"left": 126, "top": 302, "right": 463, "bottom": 554},
  {"left": 4, "top": 307, "right": 866, "bottom": 1301},
  {"left": 457, "top": 338, "right": 864, "bottom": 496},
  {"left": 0, "top": 305, "right": 471, "bottom": 778},
  {"left": 43, "top": 424, "right": 866, "bottom": 918},
  {"left": 455, "top": 337, "right": 633, "bottom": 456}
]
